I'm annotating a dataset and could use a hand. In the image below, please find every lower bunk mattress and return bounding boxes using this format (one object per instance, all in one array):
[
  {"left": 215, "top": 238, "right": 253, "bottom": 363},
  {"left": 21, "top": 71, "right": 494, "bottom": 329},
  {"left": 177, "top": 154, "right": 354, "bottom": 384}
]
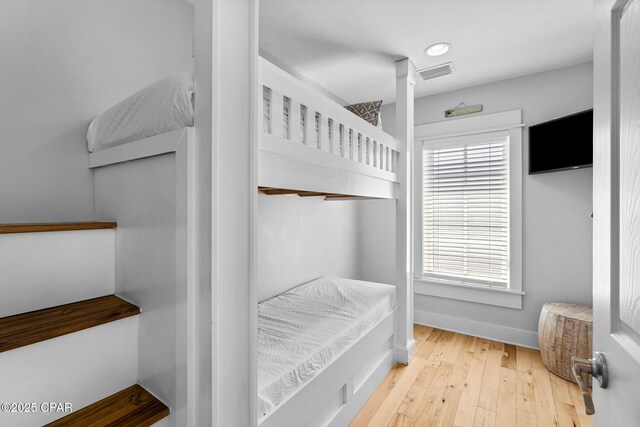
[{"left": 258, "top": 276, "right": 396, "bottom": 420}]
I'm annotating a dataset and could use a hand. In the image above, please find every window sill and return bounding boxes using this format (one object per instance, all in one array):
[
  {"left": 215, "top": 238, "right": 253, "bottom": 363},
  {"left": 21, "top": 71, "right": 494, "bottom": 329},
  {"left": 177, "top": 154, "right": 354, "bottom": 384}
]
[{"left": 414, "top": 278, "right": 524, "bottom": 309}]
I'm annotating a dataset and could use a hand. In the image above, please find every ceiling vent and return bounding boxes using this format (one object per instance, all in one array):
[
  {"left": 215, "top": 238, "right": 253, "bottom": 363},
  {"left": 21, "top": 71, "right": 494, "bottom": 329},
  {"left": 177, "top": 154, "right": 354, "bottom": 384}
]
[{"left": 417, "top": 62, "right": 455, "bottom": 81}]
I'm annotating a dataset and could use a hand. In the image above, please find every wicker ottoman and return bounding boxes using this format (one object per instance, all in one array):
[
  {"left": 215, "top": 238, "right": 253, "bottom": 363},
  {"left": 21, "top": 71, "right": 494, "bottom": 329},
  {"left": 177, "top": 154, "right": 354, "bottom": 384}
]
[{"left": 538, "top": 302, "right": 593, "bottom": 385}]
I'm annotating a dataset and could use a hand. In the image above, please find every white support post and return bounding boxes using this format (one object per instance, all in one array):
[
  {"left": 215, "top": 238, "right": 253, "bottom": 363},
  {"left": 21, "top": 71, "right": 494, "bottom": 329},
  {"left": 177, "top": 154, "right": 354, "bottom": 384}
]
[
  {"left": 372, "top": 141, "right": 378, "bottom": 168},
  {"left": 257, "top": 86, "right": 265, "bottom": 135},
  {"left": 331, "top": 122, "right": 341, "bottom": 156},
  {"left": 304, "top": 108, "right": 315, "bottom": 147},
  {"left": 395, "top": 57, "right": 416, "bottom": 365},
  {"left": 350, "top": 131, "right": 356, "bottom": 160},
  {"left": 192, "top": 1, "right": 214, "bottom": 426},
  {"left": 290, "top": 100, "right": 302, "bottom": 144},
  {"left": 319, "top": 115, "right": 330, "bottom": 152},
  {"left": 342, "top": 127, "right": 352, "bottom": 158},
  {"left": 270, "top": 91, "right": 284, "bottom": 139},
  {"left": 389, "top": 150, "right": 394, "bottom": 172},
  {"left": 362, "top": 137, "right": 367, "bottom": 164},
  {"left": 393, "top": 151, "right": 399, "bottom": 173},
  {"left": 194, "top": 0, "right": 258, "bottom": 425},
  {"left": 385, "top": 147, "right": 390, "bottom": 171}
]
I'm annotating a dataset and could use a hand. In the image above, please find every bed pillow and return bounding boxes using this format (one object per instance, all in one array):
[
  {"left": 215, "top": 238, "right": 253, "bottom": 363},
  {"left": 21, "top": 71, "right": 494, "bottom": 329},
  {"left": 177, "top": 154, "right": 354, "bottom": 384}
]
[
  {"left": 344, "top": 100, "right": 383, "bottom": 127},
  {"left": 87, "top": 72, "right": 194, "bottom": 153}
]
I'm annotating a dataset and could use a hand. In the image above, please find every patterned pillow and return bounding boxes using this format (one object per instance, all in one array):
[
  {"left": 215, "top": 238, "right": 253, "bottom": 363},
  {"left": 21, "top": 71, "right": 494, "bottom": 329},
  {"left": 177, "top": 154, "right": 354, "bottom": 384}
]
[{"left": 344, "top": 100, "right": 383, "bottom": 126}]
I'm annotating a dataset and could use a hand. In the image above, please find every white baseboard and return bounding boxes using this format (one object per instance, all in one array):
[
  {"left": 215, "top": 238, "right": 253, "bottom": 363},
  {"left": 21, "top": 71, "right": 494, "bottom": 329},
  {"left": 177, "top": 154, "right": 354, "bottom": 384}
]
[
  {"left": 394, "top": 339, "right": 416, "bottom": 365},
  {"left": 414, "top": 309, "right": 539, "bottom": 349}
]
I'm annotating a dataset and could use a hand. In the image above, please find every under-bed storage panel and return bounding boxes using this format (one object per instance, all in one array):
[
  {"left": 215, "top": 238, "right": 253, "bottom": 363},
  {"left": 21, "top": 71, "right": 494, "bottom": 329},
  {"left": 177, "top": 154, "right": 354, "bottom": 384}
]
[
  {"left": 259, "top": 58, "right": 401, "bottom": 199},
  {"left": 259, "top": 308, "right": 396, "bottom": 427}
]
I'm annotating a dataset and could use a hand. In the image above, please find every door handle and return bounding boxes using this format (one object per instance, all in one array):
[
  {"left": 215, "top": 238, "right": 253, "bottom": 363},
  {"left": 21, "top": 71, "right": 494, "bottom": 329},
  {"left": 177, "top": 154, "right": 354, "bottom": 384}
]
[{"left": 571, "top": 352, "right": 608, "bottom": 415}]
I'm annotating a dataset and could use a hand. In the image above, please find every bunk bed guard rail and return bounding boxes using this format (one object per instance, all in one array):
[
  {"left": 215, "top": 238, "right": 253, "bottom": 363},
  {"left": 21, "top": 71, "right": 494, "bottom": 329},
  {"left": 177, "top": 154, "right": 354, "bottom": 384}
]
[{"left": 258, "top": 58, "right": 401, "bottom": 199}]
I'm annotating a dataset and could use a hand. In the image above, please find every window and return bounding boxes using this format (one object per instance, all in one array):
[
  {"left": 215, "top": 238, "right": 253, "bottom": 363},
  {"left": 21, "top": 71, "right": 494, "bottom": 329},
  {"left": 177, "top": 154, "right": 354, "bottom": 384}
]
[
  {"left": 422, "top": 132, "right": 509, "bottom": 287},
  {"left": 414, "top": 110, "right": 523, "bottom": 309}
]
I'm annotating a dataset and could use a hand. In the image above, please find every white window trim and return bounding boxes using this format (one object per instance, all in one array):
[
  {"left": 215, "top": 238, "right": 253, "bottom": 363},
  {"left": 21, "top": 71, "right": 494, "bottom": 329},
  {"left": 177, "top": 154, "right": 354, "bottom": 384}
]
[{"left": 413, "top": 110, "right": 524, "bottom": 309}]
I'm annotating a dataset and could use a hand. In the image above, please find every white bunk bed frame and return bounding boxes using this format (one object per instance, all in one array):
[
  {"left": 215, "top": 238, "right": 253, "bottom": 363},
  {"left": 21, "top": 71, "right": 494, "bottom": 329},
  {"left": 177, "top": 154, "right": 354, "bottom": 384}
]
[
  {"left": 260, "top": 308, "right": 397, "bottom": 427},
  {"left": 196, "top": 2, "right": 412, "bottom": 424},
  {"left": 87, "top": 128, "right": 196, "bottom": 427},
  {"left": 258, "top": 58, "right": 401, "bottom": 200},
  {"left": 83, "top": 5, "right": 416, "bottom": 421},
  {"left": 256, "top": 58, "right": 417, "bottom": 427}
]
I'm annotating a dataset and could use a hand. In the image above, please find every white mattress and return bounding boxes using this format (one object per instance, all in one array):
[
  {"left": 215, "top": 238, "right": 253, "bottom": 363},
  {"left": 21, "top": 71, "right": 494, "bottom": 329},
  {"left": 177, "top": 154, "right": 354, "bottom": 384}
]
[
  {"left": 87, "top": 72, "right": 194, "bottom": 153},
  {"left": 257, "top": 276, "right": 396, "bottom": 419}
]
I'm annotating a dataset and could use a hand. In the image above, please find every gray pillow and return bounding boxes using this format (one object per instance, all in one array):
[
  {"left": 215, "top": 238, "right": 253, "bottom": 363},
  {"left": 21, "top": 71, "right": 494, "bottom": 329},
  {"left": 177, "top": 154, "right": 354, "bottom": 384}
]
[{"left": 344, "top": 100, "right": 383, "bottom": 127}]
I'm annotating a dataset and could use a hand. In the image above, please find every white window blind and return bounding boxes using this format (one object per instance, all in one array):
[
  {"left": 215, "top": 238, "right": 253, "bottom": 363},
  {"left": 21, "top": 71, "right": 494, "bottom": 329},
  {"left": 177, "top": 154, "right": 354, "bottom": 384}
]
[{"left": 422, "top": 132, "right": 510, "bottom": 287}]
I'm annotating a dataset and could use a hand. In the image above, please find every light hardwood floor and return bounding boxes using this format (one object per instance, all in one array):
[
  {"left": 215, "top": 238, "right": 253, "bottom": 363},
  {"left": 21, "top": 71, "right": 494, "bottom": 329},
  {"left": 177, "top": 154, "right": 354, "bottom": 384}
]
[{"left": 351, "top": 325, "right": 592, "bottom": 427}]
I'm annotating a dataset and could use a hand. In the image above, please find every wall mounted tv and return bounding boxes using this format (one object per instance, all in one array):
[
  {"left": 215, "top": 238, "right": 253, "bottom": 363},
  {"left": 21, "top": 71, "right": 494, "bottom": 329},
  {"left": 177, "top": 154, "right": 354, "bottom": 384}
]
[{"left": 529, "top": 109, "right": 593, "bottom": 174}]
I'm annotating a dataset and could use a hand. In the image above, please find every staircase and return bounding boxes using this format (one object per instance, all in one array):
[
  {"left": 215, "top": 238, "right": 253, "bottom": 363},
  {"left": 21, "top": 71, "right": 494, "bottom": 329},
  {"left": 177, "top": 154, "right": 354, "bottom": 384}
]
[{"left": 0, "top": 223, "right": 170, "bottom": 426}]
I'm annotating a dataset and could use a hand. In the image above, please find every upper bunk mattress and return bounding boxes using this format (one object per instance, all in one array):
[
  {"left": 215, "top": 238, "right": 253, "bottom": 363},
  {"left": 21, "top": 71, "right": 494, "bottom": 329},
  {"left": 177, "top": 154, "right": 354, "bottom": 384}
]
[
  {"left": 258, "top": 276, "right": 396, "bottom": 419},
  {"left": 87, "top": 72, "right": 194, "bottom": 153}
]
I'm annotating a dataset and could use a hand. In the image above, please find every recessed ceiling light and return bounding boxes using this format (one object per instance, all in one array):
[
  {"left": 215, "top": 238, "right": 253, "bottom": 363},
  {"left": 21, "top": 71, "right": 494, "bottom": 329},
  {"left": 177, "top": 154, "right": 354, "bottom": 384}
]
[{"left": 425, "top": 42, "right": 452, "bottom": 57}]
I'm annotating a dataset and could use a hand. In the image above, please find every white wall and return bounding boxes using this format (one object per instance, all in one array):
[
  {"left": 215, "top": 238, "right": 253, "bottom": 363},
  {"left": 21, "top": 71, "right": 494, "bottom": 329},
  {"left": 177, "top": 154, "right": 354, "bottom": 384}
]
[
  {"left": 257, "top": 195, "right": 360, "bottom": 302},
  {"left": 362, "top": 62, "right": 594, "bottom": 346},
  {"left": 357, "top": 199, "right": 397, "bottom": 285},
  {"left": 0, "top": 0, "right": 193, "bottom": 223}
]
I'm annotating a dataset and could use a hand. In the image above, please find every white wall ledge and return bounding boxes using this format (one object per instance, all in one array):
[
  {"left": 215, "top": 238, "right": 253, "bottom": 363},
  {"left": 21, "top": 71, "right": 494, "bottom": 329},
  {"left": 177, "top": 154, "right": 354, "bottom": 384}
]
[
  {"left": 414, "top": 278, "right": 524, "bottom": 309},
  {"left": 88, "top": 128, "right": 191, "bottom": 169}
]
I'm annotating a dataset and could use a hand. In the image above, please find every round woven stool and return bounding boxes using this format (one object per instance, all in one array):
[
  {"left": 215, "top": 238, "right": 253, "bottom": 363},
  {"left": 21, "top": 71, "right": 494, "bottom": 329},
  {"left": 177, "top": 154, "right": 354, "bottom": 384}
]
[{"left": 538, "top": 302, "right": 593, "bottom": 384}]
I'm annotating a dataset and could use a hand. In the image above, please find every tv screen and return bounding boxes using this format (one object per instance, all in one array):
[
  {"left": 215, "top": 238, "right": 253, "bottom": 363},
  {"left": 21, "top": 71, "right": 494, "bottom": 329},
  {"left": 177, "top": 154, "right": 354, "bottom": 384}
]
[{"left": 529, "top": 109, "right": 593, "bottom": 174}]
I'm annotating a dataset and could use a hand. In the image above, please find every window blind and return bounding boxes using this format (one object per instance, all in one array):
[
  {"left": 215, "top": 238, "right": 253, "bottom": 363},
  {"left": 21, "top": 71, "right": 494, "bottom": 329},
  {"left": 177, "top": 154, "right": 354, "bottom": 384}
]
[{"left": 422, "top": 133, "right": 510, "bottom": 287}]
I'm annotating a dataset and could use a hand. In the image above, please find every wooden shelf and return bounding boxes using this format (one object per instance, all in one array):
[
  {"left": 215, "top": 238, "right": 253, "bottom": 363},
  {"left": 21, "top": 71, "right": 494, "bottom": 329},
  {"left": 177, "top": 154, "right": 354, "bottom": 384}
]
[
  {"left": 0, "top": 295, "right": 140, "bottom": 353},
  {"left": 0, "top": 222, "right": 117, "bottom": 234},
  {"left": 258, "top": 186, "right": 361, "bottom": 200},
  {"left": 45, "top": 384, "right": 169, "bottom": 427}
]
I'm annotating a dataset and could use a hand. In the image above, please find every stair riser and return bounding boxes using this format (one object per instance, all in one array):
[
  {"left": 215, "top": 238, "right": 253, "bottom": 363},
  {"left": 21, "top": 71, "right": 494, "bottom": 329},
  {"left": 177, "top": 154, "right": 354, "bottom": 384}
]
[
  {"left": 0, "top": 316, "right": 138, "bottom": 426},
  {"left": 0, "top": 230, "right": 115, "bottom": 317}
]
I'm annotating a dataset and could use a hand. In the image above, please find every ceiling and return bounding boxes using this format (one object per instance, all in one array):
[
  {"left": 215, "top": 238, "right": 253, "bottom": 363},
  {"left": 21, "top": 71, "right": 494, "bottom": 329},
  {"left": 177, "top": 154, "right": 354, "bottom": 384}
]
[{"left": 260, "top": 0, "right": 594, "bottom": 104}]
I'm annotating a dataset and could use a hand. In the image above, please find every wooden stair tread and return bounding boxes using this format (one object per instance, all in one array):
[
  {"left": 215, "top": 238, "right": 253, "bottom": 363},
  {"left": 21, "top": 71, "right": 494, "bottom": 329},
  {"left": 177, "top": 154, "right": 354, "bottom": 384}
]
[
  {"left": 0, "top": 222, "right": 117, "bottom": 234},
  {"left": 0, "top": 295, "right": 140, "bottom": 353},
  {"left": 46, "top": 384, "right": 169, "bottom": 427}
]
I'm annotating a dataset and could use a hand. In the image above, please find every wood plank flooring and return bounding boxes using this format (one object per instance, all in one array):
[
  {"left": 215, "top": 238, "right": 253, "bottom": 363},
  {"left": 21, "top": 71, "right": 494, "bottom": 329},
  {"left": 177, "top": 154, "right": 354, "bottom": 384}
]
[{"left": 352, "top": 325, "right": 592, "bottom": 427}]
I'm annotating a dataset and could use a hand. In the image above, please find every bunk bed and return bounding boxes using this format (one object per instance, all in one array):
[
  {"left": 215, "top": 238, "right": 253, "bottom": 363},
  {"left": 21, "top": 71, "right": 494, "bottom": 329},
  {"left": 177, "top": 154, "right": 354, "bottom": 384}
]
[
  {"left": 83, "top": 55, "right": 414, "bottom": 427},
  {"left": 256, "top": 58, "right": 408, "bottom": 427},
  {"left": 258, "top": 277, "right": 397, "bottom": 427}
]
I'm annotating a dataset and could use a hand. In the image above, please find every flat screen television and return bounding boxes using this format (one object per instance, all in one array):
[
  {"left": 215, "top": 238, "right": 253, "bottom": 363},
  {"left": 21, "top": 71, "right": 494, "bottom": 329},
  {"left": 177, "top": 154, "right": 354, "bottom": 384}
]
[{"left": 528, "top": 109, "right": 593, "bottom": 174}]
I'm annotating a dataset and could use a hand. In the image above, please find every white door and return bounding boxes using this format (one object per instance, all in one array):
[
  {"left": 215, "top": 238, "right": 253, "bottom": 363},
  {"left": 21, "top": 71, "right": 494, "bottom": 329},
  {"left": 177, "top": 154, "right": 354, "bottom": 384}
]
[{"left": 590, "top": 0, "right": 640, "bottom": 424}]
